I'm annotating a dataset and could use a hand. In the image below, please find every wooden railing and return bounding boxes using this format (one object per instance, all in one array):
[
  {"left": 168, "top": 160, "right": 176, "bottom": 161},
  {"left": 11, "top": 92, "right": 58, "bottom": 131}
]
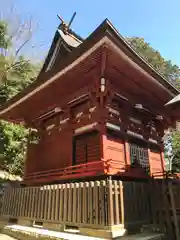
[
  {"left": 24, "top": 160, "right": 105, "bottom": 183},
  {"left": 24, "top": 158, "right": 166, "bottom": 184}
]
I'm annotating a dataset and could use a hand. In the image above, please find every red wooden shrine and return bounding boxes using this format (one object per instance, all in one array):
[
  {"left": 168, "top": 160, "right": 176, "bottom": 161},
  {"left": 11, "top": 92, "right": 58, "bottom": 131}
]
[{"left": 0, "top": 19, "right": 179, "bottom": 185}]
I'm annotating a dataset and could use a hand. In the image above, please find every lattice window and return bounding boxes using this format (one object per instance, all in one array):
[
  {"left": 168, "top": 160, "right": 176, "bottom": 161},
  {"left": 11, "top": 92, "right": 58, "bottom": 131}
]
[{"left": 129, "top": 142, "right": 150, "bottom": 173}]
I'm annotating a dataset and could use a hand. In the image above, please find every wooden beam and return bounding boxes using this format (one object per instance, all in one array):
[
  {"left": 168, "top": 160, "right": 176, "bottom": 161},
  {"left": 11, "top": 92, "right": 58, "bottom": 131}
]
[{"left": 100, "top": 45, "right": 108, "bottom": 77}]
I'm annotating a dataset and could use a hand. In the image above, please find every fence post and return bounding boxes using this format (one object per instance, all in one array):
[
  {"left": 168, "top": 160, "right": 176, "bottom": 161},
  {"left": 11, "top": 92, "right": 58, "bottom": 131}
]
[{"left": 107, "top": 178, "right": 114, "bottom": 226}]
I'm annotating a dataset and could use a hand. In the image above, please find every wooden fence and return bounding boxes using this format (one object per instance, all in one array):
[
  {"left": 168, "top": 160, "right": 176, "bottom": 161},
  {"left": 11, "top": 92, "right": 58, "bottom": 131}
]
[
  {"left": 0, "top": 179, "right": 180, "bottom": 239},
  {"left": 0, "top": 180, "right": 152, "bottom": 230},
  {"left": 151, "top": 180, "right": 180, "bottom": 240}
]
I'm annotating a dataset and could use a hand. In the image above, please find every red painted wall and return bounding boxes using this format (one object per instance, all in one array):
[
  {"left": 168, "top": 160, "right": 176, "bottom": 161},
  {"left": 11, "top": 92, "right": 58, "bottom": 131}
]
[
  {"left": 26, "top": 128, "right": 73, "bottom": 174},
  {"left": 149, "top": 150, "right": 164, "bottom": 177},
  {"left": 102, "top": 132, "right": 126, "bottom": 174}
]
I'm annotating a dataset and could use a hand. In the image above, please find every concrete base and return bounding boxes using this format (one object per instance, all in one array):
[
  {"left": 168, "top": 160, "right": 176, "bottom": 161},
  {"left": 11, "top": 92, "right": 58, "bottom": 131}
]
[
  {"left": 80, "top": 224, "right": 126, "bottom": 239},
  {"left": 43, "top": 222, "right": 64, "bottom": 231},
  {"left": 17, "top": 218, "right": 32, "bottom": 227},
  {"left": 0, "top": 217, "right": 10, "bottom": 231}
]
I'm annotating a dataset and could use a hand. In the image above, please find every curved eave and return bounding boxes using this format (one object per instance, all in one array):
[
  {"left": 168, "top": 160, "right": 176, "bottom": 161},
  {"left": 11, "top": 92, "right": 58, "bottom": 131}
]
[
  {"left": 104, "top": 19, "right": 179, "bottom": 96},
  {"left": 0, "top": 19, "right": 179, "bottom": 122}
]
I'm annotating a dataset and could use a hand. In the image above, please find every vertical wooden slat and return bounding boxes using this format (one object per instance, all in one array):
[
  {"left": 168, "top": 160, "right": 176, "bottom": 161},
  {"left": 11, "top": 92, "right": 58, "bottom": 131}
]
[
  {"left": 10, "top": 188, "right": 15, "bottom": 216},
  {"left": 31, "top": 187, "right": 36, "bottom": 219},
  {"left": 77, "top": 183, "right": 81, "bottom": 223},
  {"left": 47, "top": 185, "right": 52, "bottom": 221},
  {"left": 13, "top": 188, "right": 17, "bottom": 217},
  {"left": 26, "top": 188, "right": 30, "bottom": 217},
  {"left": 43, "top": 186, "right": 47, "bottom": 220},
  {"left": 100, "top": 180, "right": 106, "bottom": 226},
  {"left": 40, "top": 186, "right": 45, "bottom": 220},
  {"left": 92, "top": 181, "right": 95, "bottom": 225},
  {"left": 17, "top": 188, "right": 22, "bottom": 217},
  {"left": 2, "top": 189, "right": 8, "bottom": 215},
  {"left": 20, "top": 188, "right": 25, "bottom": 217},
  {"left": 67, "top": 183, "right": 70, "bottom": 222},
  {"left": 107, "top": 179, "right": 114, "bottom": 226},
  {"left": 27, "top": 187, "right": 32, "bottom": 218},
  {"left": 28, "top": 188, "right": 31, "bottom": 218},
  {"left": 18, "top": 188, "right": 22, "bottom": 217},
  {"left": 35, "top": 187, "right": 39, "bottom": 219},
  {"left": 27, "top": 188, "right": 31, "bottom": 218},
  {"left": 6, "top": 190, "right": 10, "bottom": 215},
  {"left": 161, "top": 180, "right": 173, "bottom": 236},
  {"left": 68, "top": 183, "right": 73, "bottom": 223},
  {"left": 55, "top": 184, "right": 59, "bottom": 221},
  {"left": 20, "top": 188, "right": 24, "bottom": 217},
  {"left": 94, "top": 181, "right": 99, "bottom": 225},
  {"left": 9, "top": 188, "right": 12, "bottom": 216},
  {"left": 13, "top": 188, "right": 18, "bottom": 217},
  {"left": 2, "top": 189, "right": 7, "bottom": 215},
  {"left": 37, "top": 187, "right": 42, "bottom": 220},
  {"left": 86, "top": 182, "right": 90, "bottom": 224},
  {"left": 51, "top": 185, "right": 57, "bottom": 221},
  {"left": 150, "top": 180, "right": 158, "bottom": 229},
  {"left": 168, "top": 182, "right": 180, "bottom": 240},
  {"left": 8, "top": 188, "right": 12, "bottom": 216},
  {"left": 82, "top": 182, "right": 86, "bottom": 224},
  {"left": 33, "top": 187, "right": 37, "bottom": 219},
  {"left": 89, "top": 181, "right": 93, "bottom": 225},
  {"left": 157, "top": 182, "right": 164, "bottom": 232},
  {"left": 114, "top": 180, "right": 120, "bottom": 225},
  {"left": 63, "top": 184, "right": 68, "bottom": 223},
  {"left": 4, "top": 189, "right": 9, "bottom": 215},
  {"left": 80, "top": 182, "right": 84, "bottom": 224},
  {"left": 59, "top": 184, "right": 63, "bottom": 222},
  {"left": 72, "top": 183, "right": 77, "bottom": 223},
  {"left": 51, "top": 185, "right": 55, "bottom": 221},
  {"left": 119, "top": 181, "right": 124, "bottom": 225}
]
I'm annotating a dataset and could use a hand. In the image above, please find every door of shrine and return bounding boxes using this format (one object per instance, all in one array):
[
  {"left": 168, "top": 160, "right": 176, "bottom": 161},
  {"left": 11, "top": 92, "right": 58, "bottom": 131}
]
[{"left": 72, "top": 131, "right": 100, "bottom": 165}]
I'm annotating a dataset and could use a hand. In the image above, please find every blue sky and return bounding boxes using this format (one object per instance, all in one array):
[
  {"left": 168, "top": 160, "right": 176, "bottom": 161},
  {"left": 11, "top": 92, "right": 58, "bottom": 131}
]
[{"left": 2, "top": 0, "right": 180, "bottom": 66}]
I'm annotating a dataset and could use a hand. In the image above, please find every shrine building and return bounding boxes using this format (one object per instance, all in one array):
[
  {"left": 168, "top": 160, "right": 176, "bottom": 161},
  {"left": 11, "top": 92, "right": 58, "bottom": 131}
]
[{"left": 0, "top": 19, "right": 179, "bottom": 186}]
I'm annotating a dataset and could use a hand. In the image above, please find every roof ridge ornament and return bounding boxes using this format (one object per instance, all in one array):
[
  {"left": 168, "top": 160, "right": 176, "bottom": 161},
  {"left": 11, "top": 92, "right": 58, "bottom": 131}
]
[{"left": 57, "top": 12, "right": 76, "bottom": 34}]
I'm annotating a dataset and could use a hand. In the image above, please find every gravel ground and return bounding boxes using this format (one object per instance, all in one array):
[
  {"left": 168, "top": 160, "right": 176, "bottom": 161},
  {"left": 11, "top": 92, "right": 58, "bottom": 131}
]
[{"left": 0, "top": 234, "right": 17, "bottom": 239}]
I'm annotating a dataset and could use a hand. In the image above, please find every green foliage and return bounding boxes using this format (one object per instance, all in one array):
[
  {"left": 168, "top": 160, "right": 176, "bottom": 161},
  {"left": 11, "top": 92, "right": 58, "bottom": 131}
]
[
  {"left": 0, "top": 20, "right": 41, "bottom": 175},
  {"left": 0, "top": 121, "right": 28, "bottom": 175},
  {"left": 0, "top": 21, "right": 11, "bottom": 49},
  {"left": 171, "top": 130, "right": 180, "bottom": 172},
  {"left": 127, "top": 37, "right": 180, "bottom": 172},
  {"left": 126, "top": 37, "right": 180, "bottom": 86}
]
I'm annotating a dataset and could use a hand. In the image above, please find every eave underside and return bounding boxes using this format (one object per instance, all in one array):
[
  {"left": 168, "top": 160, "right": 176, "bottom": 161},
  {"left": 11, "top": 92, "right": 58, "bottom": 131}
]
[{"left": 0, "top": 40, "right": 179, "bottom": 126}]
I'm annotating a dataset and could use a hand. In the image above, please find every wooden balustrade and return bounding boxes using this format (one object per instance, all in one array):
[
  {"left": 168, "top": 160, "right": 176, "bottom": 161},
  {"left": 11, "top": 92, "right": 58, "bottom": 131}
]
[
  {"left": 24, "top": 160, "right": 105, "bottom": 183},
  {"left": 24, "top": 158, "right": 165, "bottom": 184}
]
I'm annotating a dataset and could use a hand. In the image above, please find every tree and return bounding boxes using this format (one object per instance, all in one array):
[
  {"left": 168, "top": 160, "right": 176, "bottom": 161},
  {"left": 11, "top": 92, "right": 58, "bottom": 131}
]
[
  {"left": 127, "top": 37, "right": 180, "bottom": 172},
  {"left": 126, "top": 37, "right": 180, "bottom": 87},
  {"left": 0, "top": 19, "right": 41, "bottom": 175}
]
